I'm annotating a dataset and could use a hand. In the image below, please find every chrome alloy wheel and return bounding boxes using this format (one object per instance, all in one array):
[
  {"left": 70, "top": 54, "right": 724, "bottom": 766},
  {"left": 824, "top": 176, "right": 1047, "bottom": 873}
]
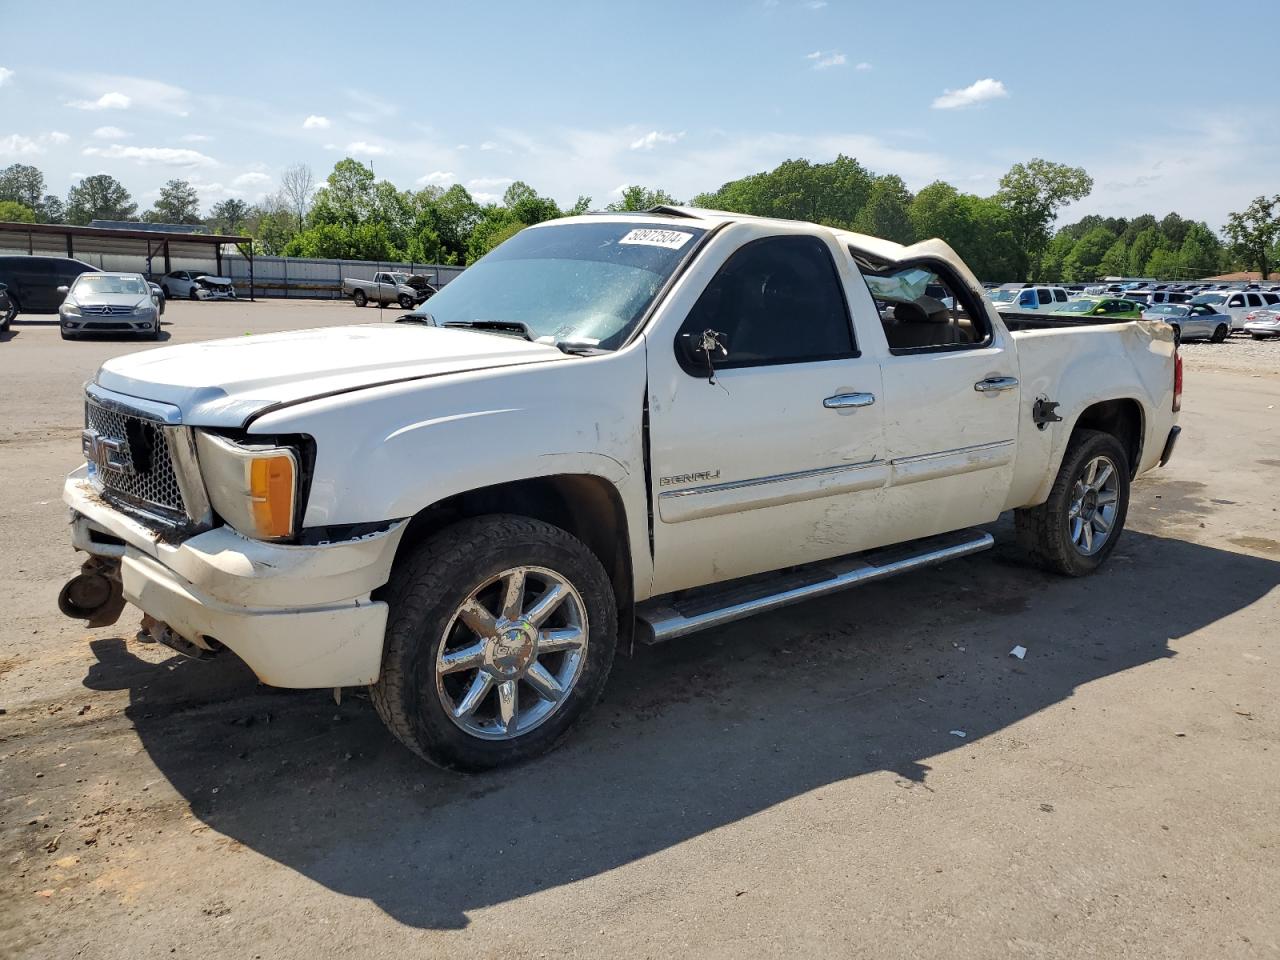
[
  {"left": 435, "top": 566, "right": 589, "bottom": 741},
  {"left": 1068, "top": 455, "right": 1120, "bottom": 556}
]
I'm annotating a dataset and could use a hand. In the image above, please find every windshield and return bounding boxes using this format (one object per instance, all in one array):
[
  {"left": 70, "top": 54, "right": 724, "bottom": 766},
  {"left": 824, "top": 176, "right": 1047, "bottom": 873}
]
[
  {"left": 387, "top": 273, "right": 410, "bottom": 284},
  {"left": 1055, "top": 299, "right": 1097, "bottom": 313},
  {"left": 988, "top": 289, "right": 1016, "bottom": 303},
  {"left": 417, "top": 221, "right": 707, "bottom": 348},
  {"left": 74, "top": 275, "right": 147, "bottom": 296},
  {"left": 1190, "top": 294, "right": 1225, "bottom": 305},
  {"left": 1147, "top": 304, "right": 1186, "bottom": 316}
]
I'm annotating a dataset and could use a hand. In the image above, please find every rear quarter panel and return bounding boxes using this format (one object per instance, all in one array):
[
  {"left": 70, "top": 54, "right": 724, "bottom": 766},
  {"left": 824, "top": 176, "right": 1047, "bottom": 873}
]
[{"left": 1006, "top": 320, "right": 1177, "bottom": 510}]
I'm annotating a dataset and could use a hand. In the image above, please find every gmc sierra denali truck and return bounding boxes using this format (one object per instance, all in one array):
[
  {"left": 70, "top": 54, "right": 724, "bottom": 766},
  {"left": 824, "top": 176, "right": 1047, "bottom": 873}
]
[{"left": 59, "top": 208, "right": 1182, "bottom": 770}]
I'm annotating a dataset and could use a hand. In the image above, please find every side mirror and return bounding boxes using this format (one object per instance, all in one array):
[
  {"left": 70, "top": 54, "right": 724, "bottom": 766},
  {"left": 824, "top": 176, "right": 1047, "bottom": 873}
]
[
  {"left": 57, "top": 285, "right": 70, "bottom": 294},
  {"left": 677, "top": 329, "right": 729, "bottom": 383}
]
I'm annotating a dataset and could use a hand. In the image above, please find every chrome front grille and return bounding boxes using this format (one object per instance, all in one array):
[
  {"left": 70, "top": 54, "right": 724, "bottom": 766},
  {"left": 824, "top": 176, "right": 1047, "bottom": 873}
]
[
  {"left": 81, "top": 304, "right": 134, "bottom": 316},
  {"left": 85, "top": 398, "right": 187, "bottom": 519}
]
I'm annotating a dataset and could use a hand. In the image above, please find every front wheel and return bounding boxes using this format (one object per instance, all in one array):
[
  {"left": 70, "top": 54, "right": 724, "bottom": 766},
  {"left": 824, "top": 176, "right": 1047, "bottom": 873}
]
[
  {"left": 1015, "top": 429, "right": 1130, "bottom": 577},
  {"left": 398, "top": 294, "right": 414, "bottom": 309},
  {"left": 372, "top": 515, "right": 617, "bottom": 770},
  {"left": 1211, "top": 324, "right": 1229, "bottom": 343},
  {"left": 188, "top": 287, "right": 199, "bottom": 301}
]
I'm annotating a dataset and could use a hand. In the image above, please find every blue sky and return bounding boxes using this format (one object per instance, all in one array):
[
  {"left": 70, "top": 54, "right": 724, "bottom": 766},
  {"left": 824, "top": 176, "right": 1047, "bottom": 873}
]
[{"left": 2, "top": 0, "right": 1277, "bottom": 229}]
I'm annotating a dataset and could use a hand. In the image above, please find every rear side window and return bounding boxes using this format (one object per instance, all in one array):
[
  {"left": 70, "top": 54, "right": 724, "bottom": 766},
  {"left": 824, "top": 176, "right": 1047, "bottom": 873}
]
[
  {"left": 1037, "top": 289, "right": 1053, "bottom": 306},
  {"left": 1264, "top": 293, "right": 1280, "bottom": 305},
  {"left": 858, "top": 257, "right": 993, "bottom": 353},
  {"left": 1054, "top": 289, "right": 1068, "bottom": 302},
  {"left": 677, "top": 235, "right": 856, "bottom": 370},
  {"left": 1246, "top": 294, "right": 1263, "bottom": 307}
]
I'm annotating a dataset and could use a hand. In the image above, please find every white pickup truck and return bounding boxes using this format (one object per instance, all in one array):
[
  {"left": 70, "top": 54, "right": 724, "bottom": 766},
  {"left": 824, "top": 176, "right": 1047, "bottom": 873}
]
[
  {"left": 59, "top": 209, "right": 1181, "bottom": 770},
  {"left": 341, "top": 271, "right": 435, "bottom": 309}
]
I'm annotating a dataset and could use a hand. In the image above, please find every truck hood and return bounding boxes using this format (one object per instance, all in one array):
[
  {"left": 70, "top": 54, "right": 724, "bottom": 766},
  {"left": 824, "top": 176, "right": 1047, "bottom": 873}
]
[{"left": 94, "top": 323, "right": 570, "bottom": 427}]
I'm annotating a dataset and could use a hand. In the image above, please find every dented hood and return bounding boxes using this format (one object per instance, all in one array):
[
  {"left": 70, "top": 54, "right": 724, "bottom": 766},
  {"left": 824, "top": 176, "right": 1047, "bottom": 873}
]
[{"left": 94, "top": 323, "right": 569, "bottom": 427}]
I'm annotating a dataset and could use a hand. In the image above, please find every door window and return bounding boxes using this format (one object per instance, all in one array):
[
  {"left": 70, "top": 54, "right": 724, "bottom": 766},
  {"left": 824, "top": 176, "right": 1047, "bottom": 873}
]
[
  {"left": 676, "top": 235, "right": 856, "bottom": 370},
  {"left": 1227, "top": 295, "right": 1245, "bottom": 307},
  {"left": 859, "top": 258, "right": 992, "bottom": 352},
  {"left": 1053, "top": 289, "right": 1069, "bottom": 302}
]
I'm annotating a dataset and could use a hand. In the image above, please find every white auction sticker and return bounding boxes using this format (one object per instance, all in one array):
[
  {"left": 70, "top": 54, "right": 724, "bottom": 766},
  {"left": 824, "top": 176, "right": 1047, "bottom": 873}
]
[{"left": 618, "top": 228, "right": 694, "bottom": 250}]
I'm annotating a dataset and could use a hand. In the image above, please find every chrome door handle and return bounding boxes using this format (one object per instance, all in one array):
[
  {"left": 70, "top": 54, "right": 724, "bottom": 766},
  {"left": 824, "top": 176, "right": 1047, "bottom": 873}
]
[
  {"left": 823, "top": 392, "right": 876, "bottom": 409},
  {"left": 974, "top": 377, "right": 1019, "bottom": 393}
]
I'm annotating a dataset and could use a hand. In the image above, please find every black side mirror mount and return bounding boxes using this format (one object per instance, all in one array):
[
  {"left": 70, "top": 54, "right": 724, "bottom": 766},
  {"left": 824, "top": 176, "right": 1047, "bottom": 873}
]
[{"left": 677, "top": 329, "right": 729, "bottom": 384}]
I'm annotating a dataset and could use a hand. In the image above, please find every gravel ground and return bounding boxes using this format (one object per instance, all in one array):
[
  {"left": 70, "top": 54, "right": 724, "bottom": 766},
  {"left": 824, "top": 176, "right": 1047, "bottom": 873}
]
[
  {"left": 1179, "top": 332, "right": 1280, "bottom": 377},
  {"left": 2, "top": 301, "right": 1278, "bottom": 959}
]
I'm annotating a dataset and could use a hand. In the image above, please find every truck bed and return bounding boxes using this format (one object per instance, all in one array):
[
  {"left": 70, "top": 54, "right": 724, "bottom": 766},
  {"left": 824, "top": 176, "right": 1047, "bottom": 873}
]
[{"left": 998, "top": 310, "right": 1137, "bottom": 332}]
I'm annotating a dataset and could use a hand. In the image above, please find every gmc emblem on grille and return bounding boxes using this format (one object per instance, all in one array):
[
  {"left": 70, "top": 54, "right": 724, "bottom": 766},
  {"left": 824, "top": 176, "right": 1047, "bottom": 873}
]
[{"left": 82, "top": 429, "right": 135, "bottom": 475}]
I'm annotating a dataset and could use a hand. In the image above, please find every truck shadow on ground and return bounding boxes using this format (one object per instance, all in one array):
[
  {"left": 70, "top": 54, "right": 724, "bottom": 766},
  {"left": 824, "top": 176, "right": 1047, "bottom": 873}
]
[{"left": 81, "top": 523, "right": 1279, "bottom": 930}]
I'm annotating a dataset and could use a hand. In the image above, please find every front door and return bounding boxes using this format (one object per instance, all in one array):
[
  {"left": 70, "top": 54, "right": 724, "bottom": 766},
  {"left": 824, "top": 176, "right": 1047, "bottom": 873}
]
[{"left": 645, "top": 233, "right": 886, "bottom": 596}]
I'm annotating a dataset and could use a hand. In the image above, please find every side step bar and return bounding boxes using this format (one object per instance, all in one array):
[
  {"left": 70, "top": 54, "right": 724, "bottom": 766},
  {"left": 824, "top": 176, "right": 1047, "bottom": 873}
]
[{"left": 636, "top": 527, "right": 994, "bottom": 645}]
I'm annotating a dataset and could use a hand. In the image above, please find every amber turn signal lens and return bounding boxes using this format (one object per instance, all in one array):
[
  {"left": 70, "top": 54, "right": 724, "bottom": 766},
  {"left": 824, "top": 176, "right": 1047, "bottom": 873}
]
[{"left": 248, "top": 454, "right": 296, "bottom": 539}]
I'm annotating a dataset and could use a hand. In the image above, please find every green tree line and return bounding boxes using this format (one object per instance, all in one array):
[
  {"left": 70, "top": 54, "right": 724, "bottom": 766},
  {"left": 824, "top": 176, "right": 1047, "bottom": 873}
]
[{"left": 2, "top": 158, "right": 1277, "bottom": 279}]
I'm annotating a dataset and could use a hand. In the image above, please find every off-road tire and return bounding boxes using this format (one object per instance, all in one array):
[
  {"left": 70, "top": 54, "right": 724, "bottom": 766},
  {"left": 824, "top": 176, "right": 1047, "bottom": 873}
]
[
  {"left": 371, "top": 515, "right": 617, "bottom": 771},
  {"left": 353, "top": 290, "right": 368, "bottom": 307},
  {"left": 1211, "top": 324, "right": 1229, "bottom": 343},
  {"left": 1015, "top": 429, "right": 1130, "bottom": 577}
]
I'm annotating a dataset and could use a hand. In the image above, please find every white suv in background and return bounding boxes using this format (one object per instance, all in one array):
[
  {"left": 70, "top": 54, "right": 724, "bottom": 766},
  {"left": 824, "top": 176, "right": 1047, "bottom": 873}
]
[
  {"left": 989, "top": 286, "right": 1070, "bottom": 311},
  {"left": 1189, "top": 290, "right": 1280, "bottom": 331}
]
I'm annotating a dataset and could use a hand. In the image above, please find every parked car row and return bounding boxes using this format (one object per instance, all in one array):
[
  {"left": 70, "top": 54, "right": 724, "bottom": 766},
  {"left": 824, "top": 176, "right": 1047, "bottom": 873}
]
[{"left": 0, "top": 254, "right": 242, "bottom": 342}]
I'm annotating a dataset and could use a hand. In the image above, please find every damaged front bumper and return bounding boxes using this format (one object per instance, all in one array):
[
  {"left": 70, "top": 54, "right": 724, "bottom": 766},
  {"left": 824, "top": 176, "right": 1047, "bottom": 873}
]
[{"left": 64, "top": 466, "right": 405, "bottom": 688}]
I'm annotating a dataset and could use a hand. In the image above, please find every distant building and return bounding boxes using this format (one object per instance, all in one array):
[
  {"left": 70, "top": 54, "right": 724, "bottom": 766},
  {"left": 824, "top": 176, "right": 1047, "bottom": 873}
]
[{"left": 1198, "top": 271, "right": 1271, "bottom": 282}]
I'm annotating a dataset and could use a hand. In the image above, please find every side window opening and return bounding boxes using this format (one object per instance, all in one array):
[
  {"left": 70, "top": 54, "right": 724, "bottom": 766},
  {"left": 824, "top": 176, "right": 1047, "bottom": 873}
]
[
  {"left": 1054, "top": 289, "right": 1069, "bottom": 302},
  {"left": 676, "top": 234, "right": 856, "bottom": 371},
  {"left": 858, "top": 256, "right": 992, "bottom": 353}
]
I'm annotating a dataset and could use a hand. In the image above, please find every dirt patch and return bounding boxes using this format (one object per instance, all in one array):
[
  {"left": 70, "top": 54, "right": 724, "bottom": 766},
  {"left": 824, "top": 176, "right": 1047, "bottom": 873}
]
[{"left": 1229, "top": 536, "right": 1280, "bottom": 554}]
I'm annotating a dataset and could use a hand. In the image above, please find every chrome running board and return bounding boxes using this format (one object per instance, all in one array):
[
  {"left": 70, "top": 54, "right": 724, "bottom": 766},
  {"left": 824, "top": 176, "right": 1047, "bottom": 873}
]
[{"left": 636, "top": 527, "right": 994, "bottom": 644}]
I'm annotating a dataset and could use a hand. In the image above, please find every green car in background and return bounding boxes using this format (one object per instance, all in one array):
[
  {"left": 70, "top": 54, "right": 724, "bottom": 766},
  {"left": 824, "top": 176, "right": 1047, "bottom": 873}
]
[{"left": 1051, "top": 297, "right": 1144, "bottom": 320}]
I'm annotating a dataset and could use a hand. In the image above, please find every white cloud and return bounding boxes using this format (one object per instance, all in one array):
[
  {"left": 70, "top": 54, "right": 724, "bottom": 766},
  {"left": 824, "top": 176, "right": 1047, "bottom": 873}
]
[
  {"left": 471, "top": 192, "right": 503, "bottom": 205},
  {"left": 0, "top": 131, "right": 72, "bottom": 156},
  {"left": 180, "top": 133, "right": 212, "bottom": 142},
  {"left": 0, "top": 134, "right": 43, "bottom": 157},
  {"left": 62, "top": 74, "right": 191, "bottom": 116},
  {"left": 0, "top": 67, "right": 13, "bottom": 87},
  {"left": 932, "top": 78, "right": 1009, "bottom": 110},
  {"left": 630, "top": 130, "right": 685, "bottom": 151},
  {"left": 345, "top": 140, "right": 386, "bottom": 156},
  {"left": 67, "top": 91, "right": 132, "bottom": 111},
  {"left": 855, "top": 62, "right": 873, "bottom": 71},
  {"left": 805, "top": 50, "right": 846, "bottom": 70},
  {"left": 92, "top": 126, "right": 129, "bottom": 140},
  {"left": 467, "top": 176, "right": 514, "bottom": 189},
  {"left": 478, "top": 140, "right": 512, "bottom": 152},
  {"left": 232, "top": 171, "right": 272, "bottom": 187},
  {"left": 82, "top": 144, "right": 216, "bottom": 167},
  {"left": 303, "top": 114, "right": 331, "bottom": 130},
  {"left": 416, "top": 170, "right": 455, "bottom": 185},
  {"left": 803, "top": 0, "right": 828, "bottom": 8}
]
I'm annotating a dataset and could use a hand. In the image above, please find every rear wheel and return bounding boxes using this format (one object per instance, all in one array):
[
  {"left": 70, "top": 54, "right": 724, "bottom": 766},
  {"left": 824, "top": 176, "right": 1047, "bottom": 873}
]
[
  {"left": 372, "top": 515, "right": 617, "bottom": 770},
  {"left": 1211, "top": 323, "right": 1229, "bottom": 343},
  {"left": 1016, "top": 429, "right": 1130, "bottom": 577},
  {"left": 2, "top": 297, "right": 18, "bottom": 332},
  {"left": 353, "top": 290, "right": 368, "bottom": 307},
  {"left": 1253, "top": 333, "right": 1267, "bottom": 341}
]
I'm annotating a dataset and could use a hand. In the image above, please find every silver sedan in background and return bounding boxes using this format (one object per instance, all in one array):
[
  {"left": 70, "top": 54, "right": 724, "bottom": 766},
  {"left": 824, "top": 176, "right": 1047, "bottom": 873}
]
[
  {"left": 58, "top": 272, "right": 163, "bottom": 341},
  {"left": 1243, "top": 309, "right": 1280, "bottom": 339},
  {"left": 1142, "top": 302, "right": 1231, "bottom": 343}
]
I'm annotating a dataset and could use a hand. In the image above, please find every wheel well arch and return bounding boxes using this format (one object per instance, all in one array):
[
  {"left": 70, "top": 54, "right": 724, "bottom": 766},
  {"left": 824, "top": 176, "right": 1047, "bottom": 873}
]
[
  {"left": 389, "top": 473, "right": 634, "bottom": 617},
  {"left": 1071, "top": 398, "right": 1144, "bottom": 475}
]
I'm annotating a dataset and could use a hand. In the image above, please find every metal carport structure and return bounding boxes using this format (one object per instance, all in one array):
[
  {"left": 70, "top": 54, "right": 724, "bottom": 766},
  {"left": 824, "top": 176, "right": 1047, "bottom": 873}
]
[{"left": 0, "top": 221, "right": 255, "bottom": 300}]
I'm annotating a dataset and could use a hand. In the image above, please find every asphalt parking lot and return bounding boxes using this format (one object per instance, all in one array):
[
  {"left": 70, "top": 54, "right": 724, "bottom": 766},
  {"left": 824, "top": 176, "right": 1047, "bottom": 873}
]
[{"left": 2, "top": 300, "right": 1278, "bottom": 959}]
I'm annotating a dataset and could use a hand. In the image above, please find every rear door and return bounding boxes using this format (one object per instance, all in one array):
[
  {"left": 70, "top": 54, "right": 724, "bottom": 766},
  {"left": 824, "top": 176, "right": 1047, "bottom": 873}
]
[
  {"left": 645, "top": 230, "right": 886, "bottom": 594},
  {"left": 869, "top": 257, "right": 1021, "bottom": 541}
]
